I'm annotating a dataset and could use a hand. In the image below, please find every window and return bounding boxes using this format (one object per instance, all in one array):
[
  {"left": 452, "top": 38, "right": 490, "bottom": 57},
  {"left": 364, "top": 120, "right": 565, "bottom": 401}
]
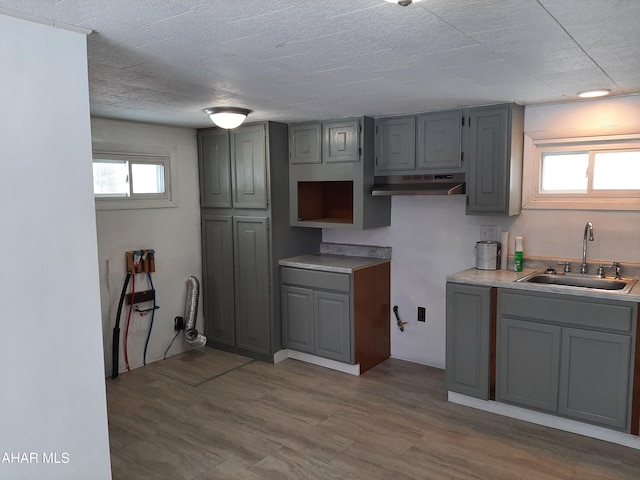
[
  {"left": 523, "top": 135, "right": 640, "bottom": 210},
  {"left": 92, "top": 151, "right": 176, "bottom": 210}
]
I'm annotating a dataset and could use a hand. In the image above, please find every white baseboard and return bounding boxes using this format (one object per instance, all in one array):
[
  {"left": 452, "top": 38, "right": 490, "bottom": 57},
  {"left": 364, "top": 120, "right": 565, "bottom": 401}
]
[
  {"left": 273, "top": 349, "right": 360, "bottom": 376},
  {"left": 448, "top": 391, "right": 640, "bottom": 450}
]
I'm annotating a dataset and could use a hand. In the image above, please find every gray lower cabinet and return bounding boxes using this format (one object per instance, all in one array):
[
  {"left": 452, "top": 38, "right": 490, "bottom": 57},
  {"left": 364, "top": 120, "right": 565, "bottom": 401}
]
[
  {"left": 201, "top": 215, "right": 270, "bottom": 355},
  {"left": 281, "top": 268, "right": 352, "bottom": 363},
  {"left": 497, "top": 288, "right": 636, "bottom": 430},
  {"left": 497, "top": 317, "right": 561, "bottom": 412},
  {"left": 446, "top": 282, "right": 493, "bottom": 400},
  {"left": 314, "top": 290, "right": 350, "bottom": 362},
  {"left": 558, "top": 328, "right": 631, "bottom": 429}
]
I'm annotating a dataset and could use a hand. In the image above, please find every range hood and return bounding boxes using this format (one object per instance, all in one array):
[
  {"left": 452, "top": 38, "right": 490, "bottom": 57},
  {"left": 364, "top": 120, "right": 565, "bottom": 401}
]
[{"left": 372, "top": 173, "right": 466, "bottom": 196}]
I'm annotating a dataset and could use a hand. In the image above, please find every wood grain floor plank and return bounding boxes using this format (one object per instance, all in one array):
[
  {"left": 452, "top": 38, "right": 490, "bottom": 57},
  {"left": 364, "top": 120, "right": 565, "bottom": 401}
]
[{"left": 107, "top": 348, "right": 640, "bottom": 480}]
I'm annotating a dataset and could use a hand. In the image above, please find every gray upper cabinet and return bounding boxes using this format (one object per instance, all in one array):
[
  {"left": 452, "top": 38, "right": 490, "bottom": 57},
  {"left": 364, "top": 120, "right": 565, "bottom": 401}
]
[
  {"left": 289, "top": 116, "right": 391, "bottom": 230},
  {"left": 198, "top": 124, "right": 267, "bottom": 209},
  {"left": 375, "top": 110, "right": 461, "bottom": 175},
  {"left": 463, "top": 103, "right": 524, "bottom": 216},
  {"left": 198, "top": 130, "right": 232, "bottom": 208},
  {"left": 323, "top": 119, "right": 360, "bottom": 163},
  {"left": 445, "top": 282, "right": 492, "bottom": 400},
  {"left": 231, "top": 125, "right": 268, "bottom": 209},
  {"left": 290, "top": 123, "right": 322, "bottom": 164},
  {"left": 416, "top": 110, "right": 462, "bottom": 171},
  {"left": 375, "top": 115, "right": 415, "bottom": 173}
]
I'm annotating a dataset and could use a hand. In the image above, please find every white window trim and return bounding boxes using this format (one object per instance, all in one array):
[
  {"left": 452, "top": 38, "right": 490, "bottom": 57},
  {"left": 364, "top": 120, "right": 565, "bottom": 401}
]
[
  {"left": 522, "top": 133, "right": 640, "bottom": 211},
  {"left": 92, "top": 142, "right": 178, "bottom": 210}
]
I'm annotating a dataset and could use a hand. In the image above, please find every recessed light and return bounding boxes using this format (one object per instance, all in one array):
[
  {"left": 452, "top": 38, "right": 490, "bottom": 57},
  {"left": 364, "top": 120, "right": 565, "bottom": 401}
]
[{"left": 577, "top": 89, "right": 611, "bottom": 98}]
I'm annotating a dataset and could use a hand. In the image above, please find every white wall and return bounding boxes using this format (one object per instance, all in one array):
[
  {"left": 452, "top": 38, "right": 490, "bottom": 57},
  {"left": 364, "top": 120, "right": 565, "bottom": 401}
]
[
  {"left": 0, "top": 14, "right": 111, "bottom": 480},
  {"left": 324, "top": 95, "right": 640, "bottom": 369},
  {"left": 91, "top": 118, "right": 203, "bottom": 376}
]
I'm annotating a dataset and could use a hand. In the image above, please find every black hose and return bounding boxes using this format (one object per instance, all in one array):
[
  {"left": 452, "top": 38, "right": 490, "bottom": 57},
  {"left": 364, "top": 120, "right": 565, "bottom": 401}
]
[{"left": 112, "top": 272, "right": 131, "bottom": 379}]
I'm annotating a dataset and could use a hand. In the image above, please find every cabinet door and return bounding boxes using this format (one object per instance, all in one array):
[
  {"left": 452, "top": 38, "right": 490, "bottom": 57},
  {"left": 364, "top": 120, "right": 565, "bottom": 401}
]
[
  {"left": 558, "top": 328, "right": 631, "bottom": 429},
  {"left": 497, "top": 317, "right": 561, "bottom": 412},
  {"left": 416, "top": 110, "right": 462, "bottom": 171},
  {"left": 281, "top": 285, "right": 314, "bottom": 354},
  {"left": 446, "top": 283, "right": 491, "bottom": 399},
  {"left": 202, "top": 216, "right": 235, "bottom": 346},
  {"left": 199, "top": 130, "right": 231, "bottom": 208},
  {"left": 290, "top": 123, "right": 321, "bottom": 164},
  {"left": 234, "top": 217, "right": 270, "bottom": 355},
  {"left": 375, "top": 116, "right": 415, "bottom": 173},
  {"left": 314, "top": 290, "right": 350, "bottom": 363},
  {"left": 464, "top": 105, "right": 510, "bottom": 214},
  {"left": 323, "top": 119, "right": 360, "bottom": 163},
  {"left": 231, "top": 124, "right": 267, "bottom": 209}
]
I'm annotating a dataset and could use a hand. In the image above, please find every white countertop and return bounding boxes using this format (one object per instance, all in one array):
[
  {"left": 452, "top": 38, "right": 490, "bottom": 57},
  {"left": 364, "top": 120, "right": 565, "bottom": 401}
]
[
  {"left": 447, "top": 268, "right": 640, "bottom": 302},
  {"left": 279, "top": 253, "right": 390, "bottom": 274}
]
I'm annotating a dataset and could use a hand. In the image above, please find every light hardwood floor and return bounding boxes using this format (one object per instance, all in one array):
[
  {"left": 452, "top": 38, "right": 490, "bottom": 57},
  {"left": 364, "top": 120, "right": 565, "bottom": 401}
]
[{"left": 107, "top": 348, "right": 640, "bottom": 479}]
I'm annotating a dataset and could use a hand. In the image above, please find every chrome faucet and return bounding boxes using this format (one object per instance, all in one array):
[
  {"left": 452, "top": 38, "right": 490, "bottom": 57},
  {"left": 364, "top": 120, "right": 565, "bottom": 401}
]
[{"left": 581, "top": 222, "right": 594, "bottom": 274}]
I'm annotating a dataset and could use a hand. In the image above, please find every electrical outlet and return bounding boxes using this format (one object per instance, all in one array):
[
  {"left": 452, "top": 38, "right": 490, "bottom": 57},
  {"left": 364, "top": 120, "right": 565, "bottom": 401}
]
[
  {"left": 417, "top": 306, "right": 426, "bottom": 322},
  {"left": 174, "top": 316, "right": 185, "bottom": 331},
  {"left": 479, "top": 225, "right": 497, "bottom": 241}
]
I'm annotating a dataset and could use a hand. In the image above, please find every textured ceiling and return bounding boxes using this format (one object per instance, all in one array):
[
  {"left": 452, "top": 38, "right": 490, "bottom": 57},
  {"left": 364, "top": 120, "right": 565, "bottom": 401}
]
[{"left": 3, "top": 0, "right": 640, "bottom": 128}]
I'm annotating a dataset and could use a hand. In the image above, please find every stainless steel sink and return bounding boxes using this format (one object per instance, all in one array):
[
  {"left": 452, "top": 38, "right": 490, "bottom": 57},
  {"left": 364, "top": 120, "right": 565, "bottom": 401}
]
[{"left": 516, "top": 272, "right": 638, "bottom": 293}]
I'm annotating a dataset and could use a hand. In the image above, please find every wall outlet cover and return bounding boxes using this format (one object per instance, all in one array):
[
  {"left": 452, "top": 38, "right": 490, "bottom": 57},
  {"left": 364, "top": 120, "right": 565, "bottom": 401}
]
[{"left": 417, "top": 306, "right": 426, "bottom": 322}]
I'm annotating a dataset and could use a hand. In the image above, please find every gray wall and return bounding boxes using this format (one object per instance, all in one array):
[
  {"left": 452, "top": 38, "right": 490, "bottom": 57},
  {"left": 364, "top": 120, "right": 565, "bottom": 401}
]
[{"left": 0, "top": 14, "right": 111, "bottom": 480}]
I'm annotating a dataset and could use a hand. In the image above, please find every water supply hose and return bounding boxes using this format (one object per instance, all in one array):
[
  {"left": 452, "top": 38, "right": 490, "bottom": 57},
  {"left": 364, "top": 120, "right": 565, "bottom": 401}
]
[
  {"left": 143, "top": 272, "right": 157, "bottom": 366},
  {"left": 112, "top": 272, "right": 131, "bottom": 379}
]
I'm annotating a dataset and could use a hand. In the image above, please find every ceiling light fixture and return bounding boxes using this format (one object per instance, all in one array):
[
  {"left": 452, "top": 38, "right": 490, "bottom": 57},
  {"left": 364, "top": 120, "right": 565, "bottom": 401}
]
[
  {"left": 203, "top": 107, "right": 252, "bottom": 129},
  {"left": 384, "top": 0, "right": 423, "bottom": 6},
  {"left": 577, "top": 89, "right": 611, "bottom": 99}
]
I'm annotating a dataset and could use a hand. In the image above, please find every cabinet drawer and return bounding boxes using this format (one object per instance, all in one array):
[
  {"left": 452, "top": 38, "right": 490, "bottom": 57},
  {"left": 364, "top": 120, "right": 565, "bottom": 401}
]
[
  {"left": 499, "top": 289, "right": 635, "bottom": 333},
  {"left": 281, "top": 267, "right": 350, "bottom": 293}
]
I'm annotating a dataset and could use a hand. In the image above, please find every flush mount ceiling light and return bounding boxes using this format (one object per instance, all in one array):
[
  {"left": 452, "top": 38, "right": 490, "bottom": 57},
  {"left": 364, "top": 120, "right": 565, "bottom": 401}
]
[
  {"left": 577, "top": 89, "right": 611, "bottom": 98},
  {"left": 384, "top": 0, "right": 423, "bottom": 6},
  {"left": 203, "top": 107, "right": 252, "bottom": 129}
]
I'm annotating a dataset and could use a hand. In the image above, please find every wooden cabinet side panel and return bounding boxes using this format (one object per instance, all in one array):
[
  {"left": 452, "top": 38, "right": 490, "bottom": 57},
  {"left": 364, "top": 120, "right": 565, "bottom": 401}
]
[
  {"left": 202, "top": 216, "right": 235, "bottom": 346},
  {"left": 234, "top": 217, "right": 270, "bottom": 354},
  {"left": 354, "top": 262, "right": 391, "bottom": 373}
]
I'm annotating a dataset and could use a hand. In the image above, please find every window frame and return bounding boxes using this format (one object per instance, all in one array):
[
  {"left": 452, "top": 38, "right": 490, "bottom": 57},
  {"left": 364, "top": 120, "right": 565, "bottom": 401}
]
[
  {"left": 92, "top": 146, "right": 177, "bottom": 210},
  {"left": 522, "top": 134, "right": 640, "bottom": 211}
]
